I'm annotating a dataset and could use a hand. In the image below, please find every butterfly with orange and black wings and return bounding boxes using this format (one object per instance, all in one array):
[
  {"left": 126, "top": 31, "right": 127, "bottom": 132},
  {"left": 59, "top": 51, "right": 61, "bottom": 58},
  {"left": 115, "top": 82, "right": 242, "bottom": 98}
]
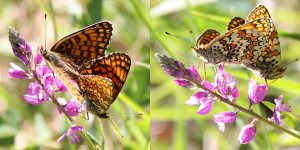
[
  {"left": 41, "top": 21, "right": 131, "bottom": 118},
  {"left": 193, "top": 5, "right": 285, "bottom": 80}
]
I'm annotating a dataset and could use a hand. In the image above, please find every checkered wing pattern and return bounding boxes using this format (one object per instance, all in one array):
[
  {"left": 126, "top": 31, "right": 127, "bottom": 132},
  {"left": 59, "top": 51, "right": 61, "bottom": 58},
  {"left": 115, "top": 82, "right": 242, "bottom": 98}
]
[
  {"left": 50, "top": 22, "right": 113, "bottom": 68},
  {"left": 77, "top": 53, "right": 131, "bottom": 116}
]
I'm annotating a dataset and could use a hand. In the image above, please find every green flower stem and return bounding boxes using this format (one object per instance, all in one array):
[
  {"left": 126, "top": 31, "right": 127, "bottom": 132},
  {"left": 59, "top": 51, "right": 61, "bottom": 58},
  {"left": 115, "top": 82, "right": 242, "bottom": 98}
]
[{"left": 79, "top": 131, "right": 100, "bottom": 150}]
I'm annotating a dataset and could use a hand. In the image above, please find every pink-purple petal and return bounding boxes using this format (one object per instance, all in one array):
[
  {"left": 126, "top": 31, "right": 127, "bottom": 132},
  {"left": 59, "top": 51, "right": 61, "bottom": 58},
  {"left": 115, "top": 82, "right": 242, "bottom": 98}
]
[
  {"left": 197, "top": 99, "right": 214, "bottom": 115},
  {"left": 23, "top": 93, "right": 44, "bottom": 105},
  {"left": 273, "top": 110, "right": 281, "bottom": 125},
  {"left": 186, "top": 66, "right": 202, "bottom": 82},
  {"left": 65, "top": 99, "right": 82, "bottom": 117},
  {"left": 57, "top": 125, "right": 84, "bottom": 144},
  {"left": 213, "top": 111, "right": 237, "bottom": 123},
  {"left": 174, "top": 79, "right": 194, "bottom": 88},
  {"left": 9, "top": 63, "right": 28, "bottom": 79},
  {"left": 35, "top": 47, "right": 43, "bottom": 64},
  {"left": 248, "top": 79, "right": 268, "bottom": 104},
  {"left": 238, "top": 123, "right": 256, "bottom": 144}
]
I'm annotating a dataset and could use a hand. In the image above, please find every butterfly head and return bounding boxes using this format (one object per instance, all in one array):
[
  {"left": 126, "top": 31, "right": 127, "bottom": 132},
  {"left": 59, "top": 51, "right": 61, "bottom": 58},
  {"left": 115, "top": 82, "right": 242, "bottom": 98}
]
[
  {"left": 40, "top": 47, "right": 48, "bottom": 57},
  {"left": 263, "top": 58, "right": 299, "bottom": 79},
  {"left": 192, "top": 45, "right": 205, "bottom": 58},
  {"left": 262, "top": 66, "right": 286, "bottom": 80}
]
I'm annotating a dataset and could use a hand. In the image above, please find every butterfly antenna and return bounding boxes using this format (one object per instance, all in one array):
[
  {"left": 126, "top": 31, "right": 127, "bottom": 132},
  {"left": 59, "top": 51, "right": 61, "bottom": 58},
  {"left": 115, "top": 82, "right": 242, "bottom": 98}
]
[
  {"left": 107, "top": 112, "right": 143, "bottom": 116},
  {"left": 282, "top": 58, "right": 299, "bottom": 67},
  {"left": 189, "top": 30, "right": 197, "bottom": 43},
  {"left": 44, "top": 14, "right": 47, "bottom": 50},
  {"left": 108, "top": 117, "right": 124, "bottom": 138},
  {"left": 165, "top": 32, "right": 194, "bottom": 46},
  {"left": 269, "top": 79, "right": 278, "bottom": 85}
]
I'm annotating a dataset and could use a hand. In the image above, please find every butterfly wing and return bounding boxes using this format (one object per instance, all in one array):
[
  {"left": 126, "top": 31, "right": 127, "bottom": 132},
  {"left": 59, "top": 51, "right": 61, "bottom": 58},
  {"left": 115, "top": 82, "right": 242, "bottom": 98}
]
[
  {"left": 196, "top": 29, "right": 221, "bottom": 48},
  {"left": 41, "top": 48, "right": 84, "bottom": 102},
  {"left": 227, "top": 5, "right": 271, "bottom": 31},
  {"left": 194, "top": 29, "right": 220, "bottom": 57},
  {"left": 227, "top": 17, "right": 245, "bottom": 31},
  {"left": 246, "top": 5, "right": 271, "bottom": 22},
  {"left": 202, "top": 18, "right": 271, "bottom": 64},
  {"left": 50, "top": 22, "right": 113, "bottom": 68},
  {"left": 246, "top": 5, "right": 282, "bottom": 78},
  {"left": 78, "top": 75, "right": 114, "bottom": 116},
  {"left": 77, "top": 53, "right": 131, "bottom": 115}
]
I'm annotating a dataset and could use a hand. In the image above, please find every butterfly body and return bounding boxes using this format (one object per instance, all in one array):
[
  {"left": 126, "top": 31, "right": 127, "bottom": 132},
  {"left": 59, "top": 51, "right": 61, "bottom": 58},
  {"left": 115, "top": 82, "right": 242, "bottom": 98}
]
[{"left": 41, "top": 21, "right": 131, "bottom": 118}]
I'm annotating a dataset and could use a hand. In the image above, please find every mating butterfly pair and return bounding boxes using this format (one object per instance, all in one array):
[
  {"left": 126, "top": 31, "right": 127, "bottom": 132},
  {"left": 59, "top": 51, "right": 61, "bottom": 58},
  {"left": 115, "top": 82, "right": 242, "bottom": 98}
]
[
  {"left": 41, "top": 22, "right": 131, "bottom": 118},
  {"left": 193, "top": 5, "right": 284, "bottom": 80}
]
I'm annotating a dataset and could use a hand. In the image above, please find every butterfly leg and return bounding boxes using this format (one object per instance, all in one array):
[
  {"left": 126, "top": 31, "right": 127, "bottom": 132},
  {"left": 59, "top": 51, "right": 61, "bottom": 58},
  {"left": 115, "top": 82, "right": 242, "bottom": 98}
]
[
  {"left": 203, "top": 62, "right": 207, "bottom": 80},
  {"left": 86, "top": 111, "right": 90, "bottom": 120},
  {"left": 265, "top": 79, "right": 269, "bottom": 86}
]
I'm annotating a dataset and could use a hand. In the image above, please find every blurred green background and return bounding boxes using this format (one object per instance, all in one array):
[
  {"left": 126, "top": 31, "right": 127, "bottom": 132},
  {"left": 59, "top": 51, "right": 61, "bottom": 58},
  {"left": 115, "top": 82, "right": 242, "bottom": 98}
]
[
  {"left": 0, "top": 0, "right": 149, "bottom": 149},
  {"left": 151, "top": 0, "right": 300, "bottom": 149}
]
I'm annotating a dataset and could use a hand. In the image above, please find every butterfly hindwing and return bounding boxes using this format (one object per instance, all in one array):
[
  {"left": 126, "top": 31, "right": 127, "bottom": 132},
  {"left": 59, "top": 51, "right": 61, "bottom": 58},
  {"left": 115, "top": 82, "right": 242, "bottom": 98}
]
[
  {"left": 227, "top": 17, "right": 245, "bottom": 31},
  {"left": 78, "top": 53, "right": 131, "bottom": 102},
  {"left": 78, "top": 75, "right": 114, "bottom": 115},
  {"left": 228, "top": 5, "right": 282, "bottom": 79}
]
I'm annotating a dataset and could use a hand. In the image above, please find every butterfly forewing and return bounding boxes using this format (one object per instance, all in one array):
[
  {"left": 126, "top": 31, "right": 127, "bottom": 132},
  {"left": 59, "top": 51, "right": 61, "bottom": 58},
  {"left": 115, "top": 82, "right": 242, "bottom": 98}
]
[
  {"left": 199, "top": 18, "right": 271, "bottom": 64},
  {"left": 246, "top": 5, "right": 271, "bottom": 22},
  {"left": 50, "top": 22, "right": 113, "bottom": 68}
]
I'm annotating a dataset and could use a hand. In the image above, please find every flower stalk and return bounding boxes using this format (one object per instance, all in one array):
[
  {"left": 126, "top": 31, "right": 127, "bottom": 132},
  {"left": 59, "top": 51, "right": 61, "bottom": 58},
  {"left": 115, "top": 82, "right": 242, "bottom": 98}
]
[{"left": 155, "top": 53, "right": 300, "bottom": 142}]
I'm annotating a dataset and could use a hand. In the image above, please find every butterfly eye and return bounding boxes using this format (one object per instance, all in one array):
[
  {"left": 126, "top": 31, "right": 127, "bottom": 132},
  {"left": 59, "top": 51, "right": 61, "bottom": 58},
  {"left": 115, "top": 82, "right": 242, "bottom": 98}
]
[{"left": 40, "top": 48, "right": 47, "bottom": 56}]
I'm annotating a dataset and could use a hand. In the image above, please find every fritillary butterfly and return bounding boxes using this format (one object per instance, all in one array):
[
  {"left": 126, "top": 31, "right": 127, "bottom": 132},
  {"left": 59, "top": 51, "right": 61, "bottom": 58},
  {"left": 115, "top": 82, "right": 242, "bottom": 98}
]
[
  {"left": 193, "top": 5, "right": 284, "bottom": 80},
  {"left": 41, "top": 21, "right": 131, "bottom": 118}
]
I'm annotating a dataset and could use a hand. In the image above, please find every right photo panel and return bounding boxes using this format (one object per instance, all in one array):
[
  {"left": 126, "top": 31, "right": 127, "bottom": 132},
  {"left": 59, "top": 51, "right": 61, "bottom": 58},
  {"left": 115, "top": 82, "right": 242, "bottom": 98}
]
[{"left": 151, "top": 0, "right": 300, "bottom": 149}]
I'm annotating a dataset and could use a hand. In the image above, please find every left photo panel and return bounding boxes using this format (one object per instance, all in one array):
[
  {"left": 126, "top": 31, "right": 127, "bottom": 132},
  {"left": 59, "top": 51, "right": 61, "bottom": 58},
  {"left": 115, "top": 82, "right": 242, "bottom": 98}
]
[{"left": 0, "top": 0, "right": 149, "bottom": 149}]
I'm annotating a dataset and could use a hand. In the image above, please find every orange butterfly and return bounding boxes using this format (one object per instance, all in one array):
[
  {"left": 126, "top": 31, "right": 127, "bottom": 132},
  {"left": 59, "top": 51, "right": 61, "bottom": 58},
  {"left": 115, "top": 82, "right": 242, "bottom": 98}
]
[{"left": 41, "top": 22, "right": 131, "bottom": 118}]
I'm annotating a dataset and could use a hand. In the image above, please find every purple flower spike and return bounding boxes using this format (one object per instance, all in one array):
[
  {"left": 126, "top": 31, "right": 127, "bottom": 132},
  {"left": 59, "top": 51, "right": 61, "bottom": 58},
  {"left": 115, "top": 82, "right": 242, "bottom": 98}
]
[
  {"left": 8, "top": 27, "right": 32, "bottom": 66},
  {"left": 238, "top": 120, "right": 257, "bottom": 144},
  {"left": 57, "top": 125, "right": 84, "bottom": 144},
  {"left": 65, "top": 99, "right": 82, "bottom": 117},
  {"left": 248, "top": 78, "right": 268, "bottom": 105},
  {"left": 273, "top": 95, "right": 291, "bottom": 125},
  {"left": 9, "top": 63, "right": 28, "bottom": 79},
  {"left": 23, "top": 81, "right": 44, "bottom": 105},
  {"left": 155, "top": 53, "right": 186, "bottom": 78},
  {"left": 186, "top": 66, "right": 202, "bottom": 83}
]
